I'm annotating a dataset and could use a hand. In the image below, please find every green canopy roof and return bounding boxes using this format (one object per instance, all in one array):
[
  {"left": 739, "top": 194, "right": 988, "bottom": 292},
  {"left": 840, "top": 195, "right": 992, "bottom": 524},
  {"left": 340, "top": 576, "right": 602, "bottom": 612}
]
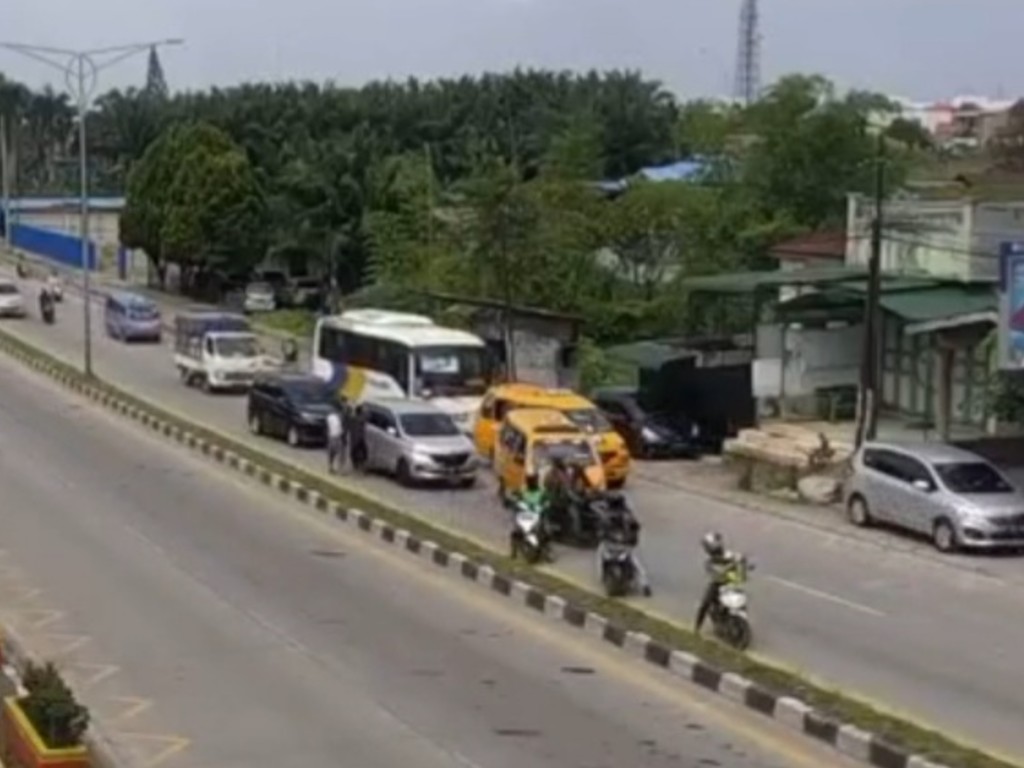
[{"left": 879, "top": 286, "right": 996, "bottom": 323}]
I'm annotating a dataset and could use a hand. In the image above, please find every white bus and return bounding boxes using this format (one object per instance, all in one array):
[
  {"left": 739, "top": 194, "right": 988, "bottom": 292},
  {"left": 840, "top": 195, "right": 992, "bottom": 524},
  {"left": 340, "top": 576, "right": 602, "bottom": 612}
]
[{"left": 311, "top": 309, "right": 493, "bottom": 429}]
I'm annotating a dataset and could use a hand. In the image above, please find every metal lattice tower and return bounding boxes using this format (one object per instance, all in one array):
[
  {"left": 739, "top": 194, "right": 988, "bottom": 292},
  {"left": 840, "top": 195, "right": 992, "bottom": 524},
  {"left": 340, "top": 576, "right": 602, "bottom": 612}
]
[{"left": 734, "top": 0, "right": 761, "bottom": 105}]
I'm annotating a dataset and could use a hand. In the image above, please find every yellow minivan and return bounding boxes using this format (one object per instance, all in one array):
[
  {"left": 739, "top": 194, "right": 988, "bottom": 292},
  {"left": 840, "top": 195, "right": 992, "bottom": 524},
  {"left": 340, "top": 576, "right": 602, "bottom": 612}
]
[
  {"left": 493, "top": 408, "right": 606, "bottom": 499},
  {"left": 476, "top": 384, "right": 632, "bottom": 487}
]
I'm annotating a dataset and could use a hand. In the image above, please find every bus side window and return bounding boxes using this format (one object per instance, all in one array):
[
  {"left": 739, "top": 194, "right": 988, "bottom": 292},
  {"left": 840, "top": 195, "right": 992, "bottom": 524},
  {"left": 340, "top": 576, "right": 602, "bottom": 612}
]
[{"left": 319, "top": 326, "right": 343, "bottom": 359}]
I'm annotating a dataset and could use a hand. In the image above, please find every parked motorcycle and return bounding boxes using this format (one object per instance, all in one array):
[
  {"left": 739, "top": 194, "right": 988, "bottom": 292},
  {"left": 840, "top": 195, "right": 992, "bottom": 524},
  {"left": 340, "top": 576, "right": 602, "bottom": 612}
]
[
  {"left": 709, "top": 557, "right": 754, "bottom": 650},
  {"left": 600, "top": 540, "right": 636, "bottom": 597},
  {"left": 510, "top": 498, "right": 553, "bottom": 564}
]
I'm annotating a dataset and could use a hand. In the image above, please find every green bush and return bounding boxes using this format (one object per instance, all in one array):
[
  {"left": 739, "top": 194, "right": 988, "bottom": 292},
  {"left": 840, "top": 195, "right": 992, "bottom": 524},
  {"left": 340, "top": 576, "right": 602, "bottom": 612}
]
[{"left": 19, "top": 661, "right": 89, "bottom": 749}]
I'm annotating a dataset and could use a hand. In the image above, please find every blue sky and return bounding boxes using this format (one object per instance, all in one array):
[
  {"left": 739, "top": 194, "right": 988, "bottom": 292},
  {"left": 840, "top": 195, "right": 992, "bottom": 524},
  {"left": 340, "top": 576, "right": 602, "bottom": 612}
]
[{"left": 1, "top": 0, "right": 1020, "bottom": 101}]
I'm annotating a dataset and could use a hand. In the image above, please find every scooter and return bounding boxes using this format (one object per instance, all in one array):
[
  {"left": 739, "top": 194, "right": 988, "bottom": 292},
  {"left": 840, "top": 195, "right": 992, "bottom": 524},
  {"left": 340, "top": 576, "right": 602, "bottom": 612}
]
[
  {"left": 709, "top": 558, "right": 754, "bottom": 650},
  {"left": 600, "top": 541, "right": 636, "bottom": 597},
  {"left": 509, "top": 499, "right": 553, "bottom": 564}
]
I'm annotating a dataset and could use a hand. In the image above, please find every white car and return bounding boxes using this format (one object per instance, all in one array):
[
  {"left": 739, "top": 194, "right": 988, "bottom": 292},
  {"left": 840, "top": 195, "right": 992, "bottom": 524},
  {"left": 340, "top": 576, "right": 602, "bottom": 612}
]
[
  {"left": 0, "top": 279, "right": 26, "bottom": 318},
  {"left": 243, "top": 282, "right": 276, "bottom": 313}
]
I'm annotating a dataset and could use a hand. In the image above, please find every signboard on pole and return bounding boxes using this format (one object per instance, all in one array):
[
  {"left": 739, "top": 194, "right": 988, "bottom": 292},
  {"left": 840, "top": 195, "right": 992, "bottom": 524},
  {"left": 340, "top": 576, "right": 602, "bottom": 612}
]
[{"left": 999, "top": 241, "right": 1024, "bottom": 368}]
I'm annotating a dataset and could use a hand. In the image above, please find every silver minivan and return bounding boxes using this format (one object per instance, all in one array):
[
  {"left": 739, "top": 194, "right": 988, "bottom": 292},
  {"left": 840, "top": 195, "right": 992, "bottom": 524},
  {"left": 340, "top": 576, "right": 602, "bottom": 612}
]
[
  {"left": 844, "top": 441, "right": 1024, "bottom": 552},
  {"left": 362, "top": 399, "right": 478, "bottom": 488}
]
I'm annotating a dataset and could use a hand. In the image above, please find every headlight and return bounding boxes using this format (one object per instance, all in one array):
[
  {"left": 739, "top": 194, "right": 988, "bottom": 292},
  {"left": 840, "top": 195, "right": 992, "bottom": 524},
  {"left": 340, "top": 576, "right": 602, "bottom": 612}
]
[
  {"left": 411, "top": 450, "right": 434, "bottom": 465},
  {"left": 641, "top": 426, "right": 662, "bottom": 443}
]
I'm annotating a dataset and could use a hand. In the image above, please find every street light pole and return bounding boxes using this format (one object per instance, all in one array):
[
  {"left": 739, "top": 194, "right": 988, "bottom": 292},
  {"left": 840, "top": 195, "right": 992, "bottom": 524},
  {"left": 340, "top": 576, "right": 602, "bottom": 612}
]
[
  {"left": 0, "top": 38, "right": 183, "bottom": 377},
  {"left": 0, "top": 114, "right": 9, "bottom": 248}
]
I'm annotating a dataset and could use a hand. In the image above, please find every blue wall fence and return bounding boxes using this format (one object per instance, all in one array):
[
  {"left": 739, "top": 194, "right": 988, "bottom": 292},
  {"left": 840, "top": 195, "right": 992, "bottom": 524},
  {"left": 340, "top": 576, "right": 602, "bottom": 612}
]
[{"left": 0, "top": 218, "right": 97, "bottom": 270}]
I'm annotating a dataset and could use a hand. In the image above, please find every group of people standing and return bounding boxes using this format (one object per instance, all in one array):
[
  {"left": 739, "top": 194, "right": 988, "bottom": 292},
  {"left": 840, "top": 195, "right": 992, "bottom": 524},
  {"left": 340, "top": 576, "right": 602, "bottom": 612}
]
[{"left": 325, "top": 400, "right": 367, "bottom": 475}]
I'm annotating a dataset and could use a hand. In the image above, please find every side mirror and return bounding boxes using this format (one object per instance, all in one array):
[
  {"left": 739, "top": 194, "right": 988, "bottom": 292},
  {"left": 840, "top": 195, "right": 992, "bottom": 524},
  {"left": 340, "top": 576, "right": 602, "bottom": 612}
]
[
  {"left": 386, "top": 426, "right": 398, "bottom": 437},
  {"left": 912, "top": 479, "right": 934, "bottom": 493}
]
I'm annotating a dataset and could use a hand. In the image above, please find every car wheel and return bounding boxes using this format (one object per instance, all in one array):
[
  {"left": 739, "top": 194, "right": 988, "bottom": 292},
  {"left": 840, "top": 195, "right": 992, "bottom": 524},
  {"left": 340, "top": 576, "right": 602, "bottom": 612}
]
[
  {"left": 248, "top": 411, "right": 262, "bottom": 435},
  {"left": 286, "top": 425, "right": 300, "bottom": 447},
  {"left": 846, "top": 494, "right": 872, "bottom": 527},
  {"left": 933, "top": 519, "right": 959, "bottom": 553},
  {"left": 397, "top": 459, "right": 414, "bottom": 487}
]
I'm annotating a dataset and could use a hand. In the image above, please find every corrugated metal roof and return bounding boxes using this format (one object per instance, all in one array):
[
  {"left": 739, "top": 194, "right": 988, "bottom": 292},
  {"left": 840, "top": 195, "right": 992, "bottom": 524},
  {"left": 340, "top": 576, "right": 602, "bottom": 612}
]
[
  {"left": 681, "top": 265, "right": 867, "bottom": 293},
  {"left": 879, "top": 286, "right": 996, "bottom": 323}
]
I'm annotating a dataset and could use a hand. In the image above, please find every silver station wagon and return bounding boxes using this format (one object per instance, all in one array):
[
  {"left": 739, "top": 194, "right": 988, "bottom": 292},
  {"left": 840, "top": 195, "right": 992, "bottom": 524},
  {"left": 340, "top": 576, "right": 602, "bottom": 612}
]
[{"left": 844, "top": 441, "right": 1024, "bottom": 552}]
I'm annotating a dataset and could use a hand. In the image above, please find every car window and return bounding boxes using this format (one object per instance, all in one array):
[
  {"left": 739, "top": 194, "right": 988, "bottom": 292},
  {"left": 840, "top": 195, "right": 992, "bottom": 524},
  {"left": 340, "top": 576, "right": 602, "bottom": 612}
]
[
  {"left": 494, "top": 399, "right": 513, "bottom": 421},
  {"left": 863, "top": 449, "right": 910, "bottom": 481},
  {"left": 934, "top": 461, "right": 1014, "bottom": 494},
  {"left": 365, "top": 408, "right": 389, "bottom": 431},
  {"left": 0, "top": 283, "right": 19, "bottom": 295},
  {"left": 890, "top": 453, "right": 934, "bottom": 487},
  {"left": 598, "top": 400, "right": 628, "bottom": 418},
  {"left": 400, "top": 413, "right": 460, "bottom": 437}
]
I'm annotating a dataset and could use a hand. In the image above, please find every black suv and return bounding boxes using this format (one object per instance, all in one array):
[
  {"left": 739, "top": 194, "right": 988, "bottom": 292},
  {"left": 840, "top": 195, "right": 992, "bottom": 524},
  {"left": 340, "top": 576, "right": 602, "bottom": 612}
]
[{"left": 247, "top": 373, "right": 338, "bottom": 447}]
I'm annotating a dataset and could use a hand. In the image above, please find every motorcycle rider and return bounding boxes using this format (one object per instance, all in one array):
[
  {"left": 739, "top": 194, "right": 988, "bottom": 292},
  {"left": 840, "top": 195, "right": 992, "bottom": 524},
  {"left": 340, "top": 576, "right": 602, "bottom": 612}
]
[
  {"left": 38, "top": 285, "right": 54, "bottom": 319},
  {"left": 543, "top": 456, "right": 580, "bottom": 537},
  {"left": 596, "top": 497, "right": 652, "bottom": 596},
  {"left": 515, "top": 472, "right": 548, "bottom": 511},
  {"left": 510, "top": 473, "right": 549, "bottom": 556},
  {"left": 694, "top": 531, "right": 743, "bottom": 634}
]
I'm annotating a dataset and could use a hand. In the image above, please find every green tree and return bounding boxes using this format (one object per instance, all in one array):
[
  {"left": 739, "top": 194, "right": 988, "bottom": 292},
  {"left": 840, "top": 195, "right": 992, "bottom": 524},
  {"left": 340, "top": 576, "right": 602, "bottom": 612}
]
[{"left": 122, "top": 121, "right": 265, "bottom": 288}]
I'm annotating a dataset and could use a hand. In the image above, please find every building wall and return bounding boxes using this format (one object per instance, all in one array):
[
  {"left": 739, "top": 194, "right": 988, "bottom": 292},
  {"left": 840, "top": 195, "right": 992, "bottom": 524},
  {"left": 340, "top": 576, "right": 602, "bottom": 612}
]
[
  {"left": 753, "top": 323, "right": 861, "bottom": 399},
  {"left": 881, "top": 313, "right": 990, "bottom": 428},
  {"left": 846, "top": 196, "right": 1006, "bottom": 282},
  {"left": 16, "top": 209, "right": 120, "bottom": 248}
]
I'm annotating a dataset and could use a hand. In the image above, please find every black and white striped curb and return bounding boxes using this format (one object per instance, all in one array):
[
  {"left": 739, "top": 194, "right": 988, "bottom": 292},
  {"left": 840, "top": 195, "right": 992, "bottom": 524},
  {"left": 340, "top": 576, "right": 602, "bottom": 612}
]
[{"left": 0, "top": 331, "right": 952, "bottom": 768}]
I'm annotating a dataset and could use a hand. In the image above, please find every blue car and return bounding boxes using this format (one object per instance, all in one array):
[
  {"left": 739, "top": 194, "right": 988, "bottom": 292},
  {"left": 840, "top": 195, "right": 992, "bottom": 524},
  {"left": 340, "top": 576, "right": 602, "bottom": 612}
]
[{"left": 105, "top": 292, "right": 162, "bottom": 342}]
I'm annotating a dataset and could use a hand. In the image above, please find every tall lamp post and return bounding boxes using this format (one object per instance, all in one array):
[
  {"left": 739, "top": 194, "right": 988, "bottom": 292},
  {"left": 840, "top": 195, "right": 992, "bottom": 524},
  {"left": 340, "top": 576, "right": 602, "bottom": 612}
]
[{"left": 0, "top": 39, "right": 183, "bottom": 376}]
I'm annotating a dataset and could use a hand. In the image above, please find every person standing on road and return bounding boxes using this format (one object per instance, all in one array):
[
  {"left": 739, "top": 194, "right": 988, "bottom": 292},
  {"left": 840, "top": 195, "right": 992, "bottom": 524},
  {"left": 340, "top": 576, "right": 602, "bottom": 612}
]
[
  {"left": 349, "top": 404, "right": 368, "bottom": 472},
  {"left": 326, "top": 405, "right": 346, "bottom": 474}
]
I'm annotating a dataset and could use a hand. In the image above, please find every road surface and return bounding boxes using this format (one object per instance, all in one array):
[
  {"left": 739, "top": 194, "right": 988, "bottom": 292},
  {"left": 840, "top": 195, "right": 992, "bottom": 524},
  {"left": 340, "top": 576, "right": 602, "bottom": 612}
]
[
  {"left": 0, "top": 349, "right": 858, "bottom": 768},
  {"left": 3, "top": 267, "right": 1024, "bottom": 760}
]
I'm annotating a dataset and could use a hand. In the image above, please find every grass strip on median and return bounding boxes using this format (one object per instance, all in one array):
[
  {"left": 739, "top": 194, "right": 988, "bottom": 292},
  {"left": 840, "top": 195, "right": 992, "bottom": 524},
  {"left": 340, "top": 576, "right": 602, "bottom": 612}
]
[{"left": 0, "top": 327, "right": 1015, "bottom": 768}]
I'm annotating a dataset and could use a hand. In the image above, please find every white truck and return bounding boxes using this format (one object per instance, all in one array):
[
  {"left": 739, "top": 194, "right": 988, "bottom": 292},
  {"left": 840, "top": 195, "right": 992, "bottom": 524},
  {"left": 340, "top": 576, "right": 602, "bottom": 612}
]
[{"left": 174, "top": 311, "right": 278, "bottom": 392}]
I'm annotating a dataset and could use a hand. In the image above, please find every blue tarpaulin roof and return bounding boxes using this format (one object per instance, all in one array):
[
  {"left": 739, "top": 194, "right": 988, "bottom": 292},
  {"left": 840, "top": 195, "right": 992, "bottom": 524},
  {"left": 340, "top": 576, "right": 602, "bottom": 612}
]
[{"left": 598, "top": 157, "right": 717, "bottom": 193}]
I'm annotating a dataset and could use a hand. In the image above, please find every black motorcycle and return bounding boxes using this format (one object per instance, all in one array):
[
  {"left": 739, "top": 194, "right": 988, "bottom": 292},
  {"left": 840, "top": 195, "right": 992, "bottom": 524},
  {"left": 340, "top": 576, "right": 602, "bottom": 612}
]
[
  {"left": 547, "top": 491, "right": 602, "bottom": 547},
  {"left": 600, "top": 540, "right": 636, "bottom": 597},
  {"left": 39, "top": 291, "right": 55, "bottom": 324}
]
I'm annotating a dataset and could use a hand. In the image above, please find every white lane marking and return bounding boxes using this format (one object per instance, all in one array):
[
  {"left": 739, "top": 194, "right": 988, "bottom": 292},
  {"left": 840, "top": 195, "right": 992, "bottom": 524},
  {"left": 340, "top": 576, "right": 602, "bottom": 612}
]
[{"left": 767, "top": 576, "right": 886, "bottom": 617}]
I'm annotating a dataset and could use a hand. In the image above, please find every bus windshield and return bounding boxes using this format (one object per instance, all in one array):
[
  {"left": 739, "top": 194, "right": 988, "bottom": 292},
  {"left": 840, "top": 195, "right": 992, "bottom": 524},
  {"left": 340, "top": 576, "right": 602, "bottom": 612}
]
[{"left": 414, "top": 345, "right": 489, "bottom": 398}]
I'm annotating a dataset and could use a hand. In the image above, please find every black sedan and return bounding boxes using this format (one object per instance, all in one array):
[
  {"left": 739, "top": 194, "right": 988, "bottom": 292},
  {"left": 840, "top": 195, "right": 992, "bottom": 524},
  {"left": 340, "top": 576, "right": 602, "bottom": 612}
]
[{"left": 592, "top": 387, "right": 701, "bottom": 460}]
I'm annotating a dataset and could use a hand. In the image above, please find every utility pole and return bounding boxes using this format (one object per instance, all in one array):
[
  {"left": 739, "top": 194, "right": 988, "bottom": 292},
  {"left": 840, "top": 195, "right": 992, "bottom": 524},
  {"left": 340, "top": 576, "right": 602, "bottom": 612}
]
[
  {"left": 0, "top": 38, "right": 183, "bottom": 377},
  {"left": 855, "top": 132, "right": 886, "bottom": 447},
  {"left": 0, "top": 114, "right": 10, "bottom": 248}
]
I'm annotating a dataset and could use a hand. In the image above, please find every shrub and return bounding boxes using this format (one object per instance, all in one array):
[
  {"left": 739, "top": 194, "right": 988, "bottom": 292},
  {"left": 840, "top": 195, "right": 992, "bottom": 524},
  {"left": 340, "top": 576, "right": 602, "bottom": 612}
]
[{"left": 19, "top": 661, "right": 89, "bottom": 748}]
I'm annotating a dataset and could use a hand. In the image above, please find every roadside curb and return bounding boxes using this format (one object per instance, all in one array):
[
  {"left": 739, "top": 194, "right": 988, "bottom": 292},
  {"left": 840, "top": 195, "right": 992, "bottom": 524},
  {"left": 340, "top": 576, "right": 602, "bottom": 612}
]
[
  {"left": 0, "top": 331, "right": 961, "bottom": 768},
  {"left": 0, "top": 623, "right": 125, "bottom": 768}
]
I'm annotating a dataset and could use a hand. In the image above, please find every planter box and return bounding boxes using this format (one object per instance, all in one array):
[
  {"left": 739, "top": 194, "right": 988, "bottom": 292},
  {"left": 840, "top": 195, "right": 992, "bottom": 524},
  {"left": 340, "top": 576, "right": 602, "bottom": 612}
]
[{"left": 1, "top": 697, "right": 88, "bottom": 768}]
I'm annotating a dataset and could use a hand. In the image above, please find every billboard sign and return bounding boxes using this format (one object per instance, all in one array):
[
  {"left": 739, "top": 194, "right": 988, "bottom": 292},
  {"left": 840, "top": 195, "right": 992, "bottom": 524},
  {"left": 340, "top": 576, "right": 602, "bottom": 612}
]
[{"left": 999, "top": 241, "right": 1024, "bottom": 368}]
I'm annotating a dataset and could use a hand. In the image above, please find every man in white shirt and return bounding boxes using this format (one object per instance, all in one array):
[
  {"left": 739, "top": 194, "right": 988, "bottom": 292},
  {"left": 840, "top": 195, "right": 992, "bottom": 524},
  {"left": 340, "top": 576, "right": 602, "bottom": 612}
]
[{"left": 326, "top": 407, "right": 346, "bottom": 474}]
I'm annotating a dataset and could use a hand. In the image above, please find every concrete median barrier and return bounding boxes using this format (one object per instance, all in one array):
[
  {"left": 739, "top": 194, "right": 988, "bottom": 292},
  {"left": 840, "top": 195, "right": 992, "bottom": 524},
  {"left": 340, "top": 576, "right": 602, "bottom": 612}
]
[{"left": 0, "top": 325, "right": 1014, "bottom": 768}]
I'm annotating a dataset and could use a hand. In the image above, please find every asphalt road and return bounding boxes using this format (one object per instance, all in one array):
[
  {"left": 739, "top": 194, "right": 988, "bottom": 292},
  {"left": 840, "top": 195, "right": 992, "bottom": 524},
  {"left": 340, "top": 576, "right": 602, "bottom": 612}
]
[
  {"left": 6, "top": 268, "right": 1024, "bottom": 759},
  {"left": 0, "top": 349, "right": 861, "bottom": 768}
]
